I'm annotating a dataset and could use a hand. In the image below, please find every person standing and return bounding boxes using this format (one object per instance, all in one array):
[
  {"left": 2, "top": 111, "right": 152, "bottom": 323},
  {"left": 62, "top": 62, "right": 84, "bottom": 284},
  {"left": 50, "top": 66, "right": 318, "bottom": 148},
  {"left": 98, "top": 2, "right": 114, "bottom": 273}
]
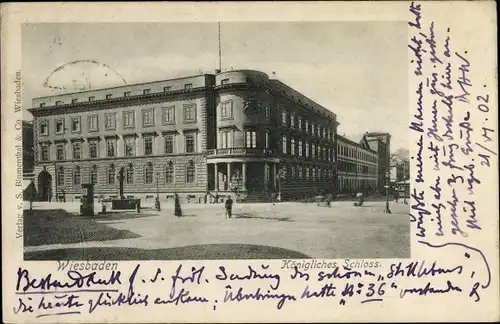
[
  {"left": 225, "top": 195, "right": 233, "bottom": 219},
  {"left": 174, "top": 193, "right": 182, "bottom": 217},
  {"left": 394, "top": 189, "right": 400, "bottom": 203}
]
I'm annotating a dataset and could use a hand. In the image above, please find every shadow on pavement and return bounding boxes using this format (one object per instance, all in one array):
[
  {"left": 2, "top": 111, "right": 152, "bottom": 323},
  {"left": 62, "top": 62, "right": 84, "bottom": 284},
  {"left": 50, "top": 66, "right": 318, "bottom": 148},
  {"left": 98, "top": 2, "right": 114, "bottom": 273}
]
[
  {"left": 24, "top": 209, "right": 141, "bottom": 247},
  {"left": 24, "top": 244, "right": 311, "bottom": 260},
  {"left": 234, "top": 212, "right": 293, "bottom": 222}
]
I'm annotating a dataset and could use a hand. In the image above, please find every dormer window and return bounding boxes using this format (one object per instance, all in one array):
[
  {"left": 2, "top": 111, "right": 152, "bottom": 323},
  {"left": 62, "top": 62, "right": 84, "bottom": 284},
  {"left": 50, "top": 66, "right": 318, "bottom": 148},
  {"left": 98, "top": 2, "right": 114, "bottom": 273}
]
[
  {"left": 164, "top": 86, "right": 171, "bottom": 92},
  {"left": 124, "top": 91, "right": 131, "bottom": 97},
  {"left": 106, "top": 94, "right": 113, "bottom": 99},
  {"left": 55, "top": 101, "right": 62, "bottom": 106},
  {"left": 184, "top": 83, "right": 193, "bottom": 90},
  {"left": 143, "top": 89, "right": 151, "bottom": 95},
  {"left": 221, "top": 79, "right": 230, "bottom": 85},
  {"left": 39, "top": 103, "right": 46, "bottom": 108},
  {"left": 88, "top": 96, "right": 95, "bottom": 102},
  {"left": 71, "top": 99, "right": 78, "bottom": 104}
]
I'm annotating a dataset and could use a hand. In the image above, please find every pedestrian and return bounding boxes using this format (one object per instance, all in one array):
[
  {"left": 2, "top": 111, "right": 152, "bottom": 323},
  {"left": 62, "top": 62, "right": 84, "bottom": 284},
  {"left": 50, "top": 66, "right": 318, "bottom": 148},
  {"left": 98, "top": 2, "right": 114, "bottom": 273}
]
[
  {"left": 215, "top": 192, "right": 220, "bottom": 204},
  {"left": 225, "top": 195, "right": 233, "bottom": 219},
  {"left": 326, "top": 193, "right": 333, "bottom": 207},
  {"left": 174, "top": 193, "right": 182, "bottom": 217},
  {"left": 394, "top": 190, "right": 400, "bottom": 203},
  {"left": 271, "top": 190, "right": 277, "bottom": 206}
]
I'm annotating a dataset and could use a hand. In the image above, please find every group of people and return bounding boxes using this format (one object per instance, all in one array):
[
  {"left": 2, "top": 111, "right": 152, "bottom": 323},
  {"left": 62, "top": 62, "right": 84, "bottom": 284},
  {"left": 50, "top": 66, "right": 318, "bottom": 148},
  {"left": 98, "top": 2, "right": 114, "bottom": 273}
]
[{"left": 172, "top": 193, "right": 234, "bottom": 219}]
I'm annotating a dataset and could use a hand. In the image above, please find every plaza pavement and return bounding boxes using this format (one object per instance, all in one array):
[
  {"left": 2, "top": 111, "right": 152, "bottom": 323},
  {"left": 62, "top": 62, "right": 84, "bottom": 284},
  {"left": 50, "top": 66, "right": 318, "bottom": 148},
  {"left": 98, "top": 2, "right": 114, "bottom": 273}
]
[{"left": 23, "top": 200, "right": 410, "bottom": 259}]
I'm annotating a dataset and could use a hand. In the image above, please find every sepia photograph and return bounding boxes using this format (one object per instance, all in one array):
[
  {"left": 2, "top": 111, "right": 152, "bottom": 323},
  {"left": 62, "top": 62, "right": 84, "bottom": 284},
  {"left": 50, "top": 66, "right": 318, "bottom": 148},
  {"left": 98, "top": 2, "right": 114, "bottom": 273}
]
[{"left": 21, "top": 22, "right": 410, "bottom": 261}]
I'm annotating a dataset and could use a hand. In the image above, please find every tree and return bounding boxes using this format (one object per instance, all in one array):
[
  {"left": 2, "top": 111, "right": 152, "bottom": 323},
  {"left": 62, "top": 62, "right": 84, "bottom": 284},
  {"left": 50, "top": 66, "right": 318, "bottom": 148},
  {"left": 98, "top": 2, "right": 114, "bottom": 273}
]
[{"left": 390, "top": 151, "right": 410, "bottom": 204}]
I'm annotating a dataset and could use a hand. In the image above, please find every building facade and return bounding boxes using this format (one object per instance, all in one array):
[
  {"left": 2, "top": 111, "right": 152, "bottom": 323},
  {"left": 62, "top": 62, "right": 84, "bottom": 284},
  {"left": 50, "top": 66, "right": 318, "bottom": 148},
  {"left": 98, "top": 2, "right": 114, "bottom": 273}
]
[
  {"left": 22, "top": 120, "right": 35, "bottom": 178},
  {"left": 29, "top": 70, "right": 339, "bottom": 203},
  {"left": 336, "top": 135, "right": 379, "bottom": 194},
  {"left": 364, "top": 132, "right": 391, "bottom": 193}
]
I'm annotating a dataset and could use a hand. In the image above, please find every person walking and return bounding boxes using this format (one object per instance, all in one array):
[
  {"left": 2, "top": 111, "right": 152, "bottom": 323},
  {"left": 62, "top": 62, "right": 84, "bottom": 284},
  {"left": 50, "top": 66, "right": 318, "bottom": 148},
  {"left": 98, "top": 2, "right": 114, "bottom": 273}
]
[
  {"left": 174, "top": 193, "right": 182, "bottom": 217},
  {"left": 225, "top": 195, "right": 233, "bottom": 219},
  {"left": 394, "top": 189, "right": 400, "bottom": 203}
]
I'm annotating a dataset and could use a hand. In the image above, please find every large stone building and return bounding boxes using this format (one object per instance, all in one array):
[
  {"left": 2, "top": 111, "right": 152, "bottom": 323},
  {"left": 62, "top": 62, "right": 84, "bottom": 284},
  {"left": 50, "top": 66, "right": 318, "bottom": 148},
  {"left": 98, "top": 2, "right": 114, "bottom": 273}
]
[
  {"left": 29, "top": 70, "right": 339, "bottom": 203},
  {"left": 336, "top": 134, "right": 379, "bottom": 194}
]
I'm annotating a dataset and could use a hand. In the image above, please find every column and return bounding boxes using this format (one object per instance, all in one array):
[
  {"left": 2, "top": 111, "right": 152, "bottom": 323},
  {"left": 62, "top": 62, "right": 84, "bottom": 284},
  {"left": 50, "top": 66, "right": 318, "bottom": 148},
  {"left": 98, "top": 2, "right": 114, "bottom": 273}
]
[
  {"left": 242, "top": 162, "right": 247, "bottom": 191},
  {"left": 227, "top": 163, "right": 231, "bottom": 191},
  {"left": 214, "top": 163, "right": 219, "bottom": 191},
  {"left": 264, "top": 162, "right": 269, "bottom": 190},
  {"left": 273, "top": 163, "right": 277, "bottom": 189}
]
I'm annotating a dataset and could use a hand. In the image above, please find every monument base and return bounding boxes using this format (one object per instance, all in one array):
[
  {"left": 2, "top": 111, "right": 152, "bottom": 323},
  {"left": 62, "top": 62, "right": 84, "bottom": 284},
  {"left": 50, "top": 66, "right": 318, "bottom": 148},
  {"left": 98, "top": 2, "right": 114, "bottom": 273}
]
[{"left": 111, "top": 198, "right": 141, "bottom": 210}]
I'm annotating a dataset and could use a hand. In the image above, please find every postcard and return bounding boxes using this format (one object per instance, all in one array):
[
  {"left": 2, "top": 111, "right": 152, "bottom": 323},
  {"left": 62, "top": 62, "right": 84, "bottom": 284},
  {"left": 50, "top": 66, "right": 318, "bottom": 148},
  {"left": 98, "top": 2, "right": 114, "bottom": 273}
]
[{"left": 1, "top": 1, "right": 498, "bottom": 322}]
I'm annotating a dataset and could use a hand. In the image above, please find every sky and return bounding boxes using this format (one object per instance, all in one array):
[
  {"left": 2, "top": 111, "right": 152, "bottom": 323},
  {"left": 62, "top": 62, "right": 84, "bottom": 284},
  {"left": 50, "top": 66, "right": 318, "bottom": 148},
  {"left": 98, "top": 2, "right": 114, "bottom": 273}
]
[{"left": 22, "top": 22, "right": 408, "bottom": 150}]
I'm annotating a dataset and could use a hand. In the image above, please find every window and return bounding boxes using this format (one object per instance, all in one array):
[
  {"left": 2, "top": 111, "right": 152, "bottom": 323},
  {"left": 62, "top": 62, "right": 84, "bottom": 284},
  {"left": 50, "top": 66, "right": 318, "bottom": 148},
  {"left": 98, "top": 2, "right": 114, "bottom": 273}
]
[
  {"left": 163, "top": 86, "right": 171, "bottom": 92},
  {"left": 106, "top": 138, "right": 116, "bottom": 157},
  {"left": 164, "top": 135, "right": 174, "bottom": 154},
  {"left": 142, "top": 109, "right": 154, "bottom": 127},
  {"left": 281, "top": 135, "right": 288, "bottom": 154},
  {"left": 72, "top": 142, "right": 81, "bottom": 160},
  {"left": 305, "top": 120, "right": 309, "bottom": 133},
  {"left": 185, "top": 134, "right": 195, "bottom": 153},
  {"left": 56, "top": 143, "right": 65, "bottom": 161},
  {"left": 184, "top": 83, "right": 193, "bottom": 90},
  {"left": 162, "top": 106, "right": 175, "bottom": 124},
  {"left": 55, "top": 101, "right": 62, "bottom": 106},
  {"left": 88, "top": 96, "right": 95, "bottom": 102},
  {"left": 124, "top": 137, "right": 135, "bottom": 156},
  {"left": 71, "top": 118, "right": 81, "bottom": 133},
  {"left": 183, "top": 104, "right": 196, "bottom": 122},
  {"left": 291, "top": 138, "right": 296, "bottom": 155},
  {"left": 245, "top": 131, "right": 257, "bottom": 148},
  {"left": 90, "top": 165, "right": 98, "bottom": 185},
  {"left": 55, "top": 119, "right": 65, "bottom": 134},
  {"left": 71, "top": 99, "right": 78, "bottom": 104},
  {"left": 39, "top": 103, "right": 46, "bottom": 108},
  {"left": 123, "top": 111, "right": 135, "bottom": 128},
  {"left": 186, "top": 160, "right": 195, "bottom": 183},
  {"left": 145, "top": 163, "right": 154, "bottom": 184},
  {"left": 299, "top": 140, "right": 303, "bottom": 156},
  {"left": 265, "top": 105, "right": 270, "bottom": 118},
  {"left": 220, "top": 131, "right": 231, "bottom": 149},
  {"left": 73, "top": 166, "right": 81, "bottom": 185},
  {"left": 108, "top": 164, "right": 115, "bottom": 185},
  {"left": 40, "top": 144, "right": 49, "bottom": 161},
  {"left": 221, "top": 78, "right": 230, "bottom": 85},
  {"left": 106, "top": 94, "right": 112, "bottom": 99},
  {"left": 89, "top": 141, "right": 98, "bottom": 158},
  {"left": 265, "top": 132, "right": 269, "bottom": 149},
  {"left": 88, "top": 115, "right": 98, "bottom": 131},
  {"left": 105, "top": 113, "right": 116, "bottom": 130},
  {"left": 57, "top": 166, "right": 64, "bottom": 186},
  {"left": 124, "top": 91, "right": 131, "bottom": 97},
  {"left": 39, "top": 121, "right": 49, "bottom": 135},
  {"left": 143, "top": 89, "right": 151, "bottom": 95},
  {"left": 165, "top": 162, "right": 174, "bottom": 184},
  {"left": 281, "top": 111, "right": 287, "bottom": 125},
  {"left": 305, "top": 142, "right": 309, "bottom": 158},
  {"left": 312, "top": 144, "right": 316, "bottom": 159},
  {"left": 290, "top": 113, "right": 295, "bottom": 128},
  {"left": 144, "top": 136, "right": 153, "bottom": 155},
  {"left": 221, "top": 101, "right": 233, "bottom": 119},
  {"left": 311, "top": 124, "right": 315, "bottom": 136},
  {"left": 126, "top": 164, "right": 134, "bottom": 184},
  {"left": 298, "top": 117, "right": 302, "bottom": 130}
]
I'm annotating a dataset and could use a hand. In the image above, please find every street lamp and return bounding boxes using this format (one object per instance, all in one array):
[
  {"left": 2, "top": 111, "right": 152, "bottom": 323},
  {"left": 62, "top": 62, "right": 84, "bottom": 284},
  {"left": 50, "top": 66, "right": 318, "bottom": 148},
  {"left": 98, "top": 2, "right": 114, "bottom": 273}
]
[
  {"left": 384, "top": 171, "right": 391, "bottom": 214},
  {"left": 155, "top": 172, "right": 161, "bottom": 211}
]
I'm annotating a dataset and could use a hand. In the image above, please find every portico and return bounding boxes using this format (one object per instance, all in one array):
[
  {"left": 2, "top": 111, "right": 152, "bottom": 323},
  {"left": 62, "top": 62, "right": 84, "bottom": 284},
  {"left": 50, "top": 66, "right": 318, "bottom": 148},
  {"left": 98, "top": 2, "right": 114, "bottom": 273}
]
[{"left": 207, "top": 157, "right": 279, "bottom": 193}]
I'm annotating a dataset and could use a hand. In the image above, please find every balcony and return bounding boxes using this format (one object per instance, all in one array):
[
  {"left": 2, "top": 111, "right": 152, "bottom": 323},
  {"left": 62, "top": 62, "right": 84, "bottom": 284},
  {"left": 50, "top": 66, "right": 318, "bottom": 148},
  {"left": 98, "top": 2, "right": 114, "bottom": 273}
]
[{"left": 206, "top": 147, "right": 274, "bottom": 158}]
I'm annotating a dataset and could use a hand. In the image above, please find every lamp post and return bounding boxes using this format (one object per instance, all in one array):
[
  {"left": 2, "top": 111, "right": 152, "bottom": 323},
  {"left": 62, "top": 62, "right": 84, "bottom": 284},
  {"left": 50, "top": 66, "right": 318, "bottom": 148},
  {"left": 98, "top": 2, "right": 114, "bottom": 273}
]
[
  {"left": 155, "top": 172, "right": 161, "bottom": 211},
  {"left": 384, "top": 171, "right": 391, "bottom": 214}
]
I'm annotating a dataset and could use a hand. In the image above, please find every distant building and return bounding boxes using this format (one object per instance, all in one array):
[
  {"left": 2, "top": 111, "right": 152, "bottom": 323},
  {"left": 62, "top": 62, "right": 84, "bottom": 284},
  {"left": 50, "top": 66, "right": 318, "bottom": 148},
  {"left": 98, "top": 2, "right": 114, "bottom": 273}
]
[
  {"left": 364, "top": 132, "right": 391, "bottom": 193},
  {"left": 28, "top": 70, "right": 339, "bottom": 203},
  {"left": 336, "top": 134, "right": 379, "bottom": 194}
]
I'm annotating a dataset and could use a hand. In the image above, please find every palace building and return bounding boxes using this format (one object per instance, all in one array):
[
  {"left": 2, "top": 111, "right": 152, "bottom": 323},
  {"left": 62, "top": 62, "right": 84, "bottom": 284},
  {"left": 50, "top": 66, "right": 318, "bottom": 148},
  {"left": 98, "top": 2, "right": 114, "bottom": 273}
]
[
  {"left": 336, "top": 134, "right": 379, "bottom": 194},
  {"left": 29, "top": 70, "right": 340, "bottom": 203}
]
